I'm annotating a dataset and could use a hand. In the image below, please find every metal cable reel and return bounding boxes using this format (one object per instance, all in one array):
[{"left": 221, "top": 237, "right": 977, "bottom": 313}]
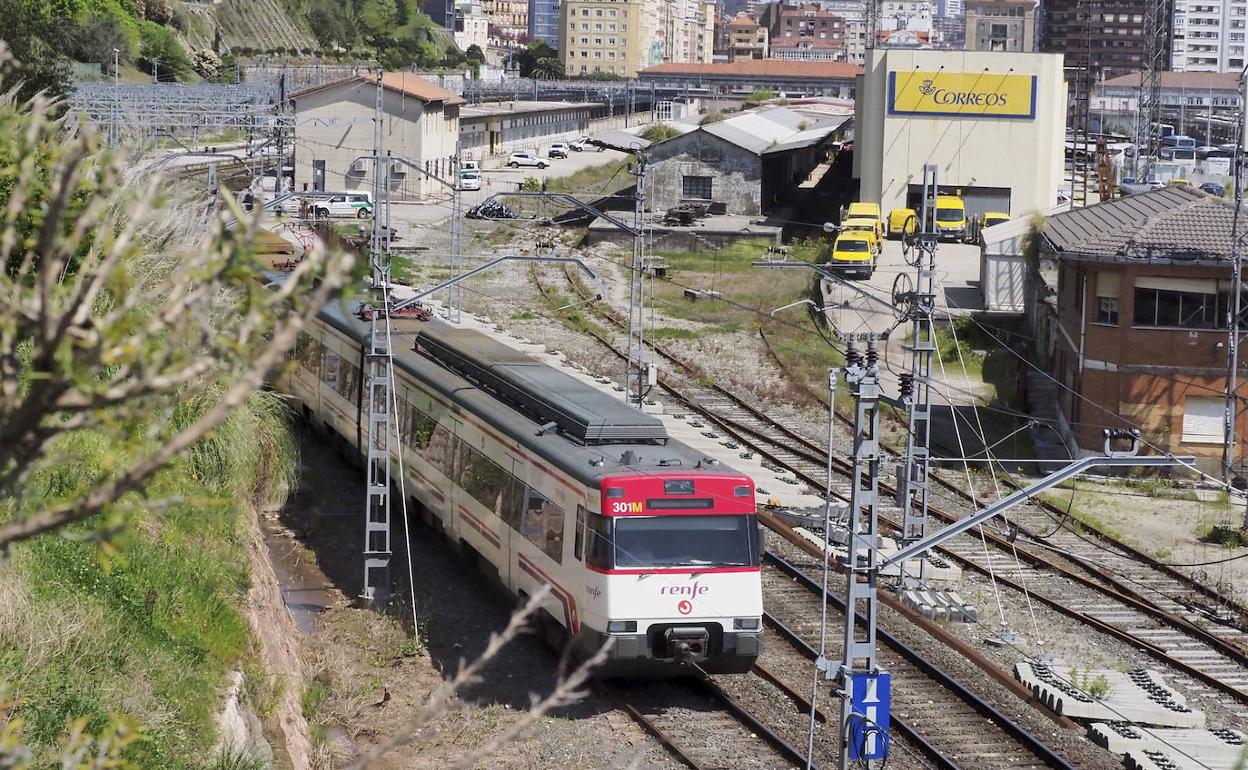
[
  {"left": 900, "top": 216, "right": 921, "bottom": 264},
  {"left": 891, "top": 272, "right": 914, "bottom": 322}
]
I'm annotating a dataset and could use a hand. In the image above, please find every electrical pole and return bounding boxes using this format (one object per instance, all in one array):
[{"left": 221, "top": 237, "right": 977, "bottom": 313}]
[
  {"left": 895, "top": 164, "right": 938, "bottom": 589},
  {"left": 449, "top": 147, "right": 464, "bottom": 323},
  {"left": 362, "top": 68, "right": 395, "bottom": 606},
  {"left": 839, "top": 340, "right": 887, "bottom": 770},
  {"left": 626, "top": 154, "right": 650, "bottom": 407},
  {"left": 1224, "top": 71, "right": 1246, "bottom": 519},
  {"left": 111, "top": 48, "right": 120, "bottom": 149}
]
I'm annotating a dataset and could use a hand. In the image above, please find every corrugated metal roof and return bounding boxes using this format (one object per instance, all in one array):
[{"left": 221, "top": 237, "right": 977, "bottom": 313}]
[
  {"left": 640, "top": 59, "right": 862, "bottom": 79},
  {"left": 1043, "top": 186, "right": 1234, "bottom": 261}
]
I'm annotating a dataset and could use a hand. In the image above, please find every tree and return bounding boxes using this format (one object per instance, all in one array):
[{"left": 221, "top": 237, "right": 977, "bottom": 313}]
[
  {"left": 516, "top": 40, "right": 557, "bottom": 77},
  {"left": 68, "top": 5, "right": 138, "bottom": 70},
  {"left": 745, "top": 86, "right": 776, "bottom": 102},
  {"left": 529, "top": 56, "right": 563, "bottom": 79},
  {"left": 138, "top": 20, "right": 189, "bottom": 80},
  {"left": 0, "top": 0, "right": 79, "bottom": 101},
  {"left": 141, "top": 0, "right": 171, "bottom": 23},
  {"left": 466, "top": 43, "right": 484, "bottom": 62},
  {"left": 0, "top": 90, "right": 354, "bottom": 551}
]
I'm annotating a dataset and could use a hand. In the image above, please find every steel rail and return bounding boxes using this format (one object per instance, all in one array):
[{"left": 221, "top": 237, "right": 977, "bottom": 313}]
[
  {"left": 543, "top": 268, "right": 1248, "bottom": 695},
  {"left": 762, "top": 612, "right": 962, "bottom": 770},
  {"left": 765, "top": 551, "right": 1079, "bottom": 770}
]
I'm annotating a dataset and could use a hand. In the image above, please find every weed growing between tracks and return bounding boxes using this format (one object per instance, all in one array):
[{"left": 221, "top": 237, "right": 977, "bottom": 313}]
[{"left": 0, "top": 391, "right": 298, "bottom": 768}]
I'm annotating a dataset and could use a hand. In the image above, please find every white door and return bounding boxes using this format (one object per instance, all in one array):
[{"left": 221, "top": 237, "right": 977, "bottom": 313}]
[{"left": 1181, "top": 397, "right": 1225, "bottom": 445}]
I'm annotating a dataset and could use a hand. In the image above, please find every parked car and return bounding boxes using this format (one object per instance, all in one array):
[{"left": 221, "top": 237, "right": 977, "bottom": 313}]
[
  {"left": 570, "top": 138, "right": 602, "bottom": 152},
  {"left": 459, "top": 169, "right": 481, "bottom": 191},
  {"left": 508, "top": 151, "right": 548, "bottom": 169},
  {"left": 312, "top": 192, "right": 373, "bottom": 219},
  {"left": 887, "top": 207, "right": 917, "bottom": 239},
  {"left": 972, "top": 211, "right": 1010, "bottom": 244},
  {"left": 1200, "top": 181, "right": 1226, "bottom": 197},
  {"left": 547, "top": 143, "right": 570, "bottom": 158}
]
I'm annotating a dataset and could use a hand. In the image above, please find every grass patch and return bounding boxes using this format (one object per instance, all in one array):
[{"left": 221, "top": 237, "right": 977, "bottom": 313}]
[
  {"left": 0, "top": 391, "right": 297, "bottom": 767},
  {"left": 511, "top": 310, "right": 538, "bottom": 321},
  {"left": 648, "top": 326, "right": 700, "bottom": 340}
]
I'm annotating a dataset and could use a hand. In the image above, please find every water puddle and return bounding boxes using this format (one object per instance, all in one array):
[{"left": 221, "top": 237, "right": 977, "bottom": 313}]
[{"left": 258, "top": 512, "right": 337, "bottom": 635}]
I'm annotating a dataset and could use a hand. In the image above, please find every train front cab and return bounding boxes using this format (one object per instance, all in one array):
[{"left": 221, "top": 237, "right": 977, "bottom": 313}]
[{"left": 575, "top": 473, "right": 763, "bottom": 676}]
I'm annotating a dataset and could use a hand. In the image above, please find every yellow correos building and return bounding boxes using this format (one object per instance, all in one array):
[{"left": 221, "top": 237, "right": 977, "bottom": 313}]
[
  {"left": 560, "top": 0, "right": 648, "bottom": 78},
  {"left": 854, "top": 48, "right": 1067, "bottom": 222}
]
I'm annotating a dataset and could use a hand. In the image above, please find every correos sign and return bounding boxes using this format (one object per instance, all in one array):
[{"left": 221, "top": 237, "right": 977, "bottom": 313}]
[{"left": 888, "top": 71, "right": 1038, "bottom": 119}]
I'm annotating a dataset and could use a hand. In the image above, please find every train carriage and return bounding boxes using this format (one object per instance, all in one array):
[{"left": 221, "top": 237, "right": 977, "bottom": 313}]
[{"left": 276, "top": 299, "right": 763, "bottom": 675}]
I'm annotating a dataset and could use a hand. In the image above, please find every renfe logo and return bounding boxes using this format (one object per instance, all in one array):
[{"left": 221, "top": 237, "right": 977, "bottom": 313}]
[
  {"left": 661, "top": 582, "right": 709, "bottom": 597},
  {"left": 609, "top": 501, "right": 644, "bottom": 514},
  {"left": 585, "top": 585, "right": 602, "bottom": 600}
]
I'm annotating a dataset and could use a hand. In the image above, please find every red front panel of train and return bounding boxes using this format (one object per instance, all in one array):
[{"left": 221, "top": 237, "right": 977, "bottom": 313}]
[{"left": 600, "top": 473, "right": 756, "bottom": 516}]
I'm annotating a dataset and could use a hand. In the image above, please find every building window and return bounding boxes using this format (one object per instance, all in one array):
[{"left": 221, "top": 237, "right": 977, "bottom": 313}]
[
  {"left": 1181, "top": 396, "right": 1226, "bottom": 444},
  {"left": 1133, "top": 285, "right": 1221, "bottom": 328},
  {"left": 682, "top": 174, "right": 713, "bottom": 199},
  {"left": 1095, "top": 272, "right": 1119, "bottom": 324}
]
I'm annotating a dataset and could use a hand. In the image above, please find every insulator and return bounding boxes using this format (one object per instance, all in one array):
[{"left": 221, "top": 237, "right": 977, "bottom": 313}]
[
  {"left": 865, "top": 340, "right": 879, "bottom": 367},
  {"left": 898, "top": 372, "right": 914, "bottom": 400},
  {"left": 846, "top": 344, "right": 862, "bottom": 368}
]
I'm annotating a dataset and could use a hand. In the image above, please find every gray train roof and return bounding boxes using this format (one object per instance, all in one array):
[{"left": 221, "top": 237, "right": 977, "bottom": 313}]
[
  {"left": 313, "top": 297, "right": 739, "bottom": 487},
  {"left": 416, "top": 326, "right": 668, "bottom": 444}
]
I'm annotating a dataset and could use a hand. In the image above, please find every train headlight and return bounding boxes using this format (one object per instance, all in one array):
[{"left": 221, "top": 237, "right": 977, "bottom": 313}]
[
  {"left": 606, "top": 620, "right": 637, "bottom": 633},
  {"left": 733, "top": 618, "right": 760, "bottom": 631}
]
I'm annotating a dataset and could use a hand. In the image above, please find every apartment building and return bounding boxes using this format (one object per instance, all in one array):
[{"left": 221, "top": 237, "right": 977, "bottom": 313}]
[
  {"left": 560, "top": 0, "right": 648, "bottom": 76},
  {"left": 529, "top": 0, "right": 561, "bottom": 47},
  {"left": 963, "top": 0, "right": 1034, "bottom": 51},
  {"left": 765, "top": 3, "right": 847, "bottom": 59},
  {"left": 455, "top": 0, "right": 492, "bottom": 51},
  {"left": 1172, "top": 0, "right": 1248, "bottom": 71},
  {"left": 728, "top": 12, "right": 771, "bottom": 59},
  {"left": 483, "top": 0, "right": 529, "bottom": 40},
  {"left": 1041, "top": 0, "right": 1170, "bottom": 79}
]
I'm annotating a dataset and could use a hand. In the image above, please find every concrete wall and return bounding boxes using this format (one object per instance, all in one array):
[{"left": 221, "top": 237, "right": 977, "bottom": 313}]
[
  {"left": 645, "top": 131, "right": 763, "bottom": 215},
  {"left": 857, "top": 48, "right": 1066, "bottom": 219},
  {"left": 293, "top": 80, "right": 460, "bottom": 200}
]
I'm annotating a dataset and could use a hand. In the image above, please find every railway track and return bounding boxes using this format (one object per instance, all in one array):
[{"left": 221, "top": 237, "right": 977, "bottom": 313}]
[
  {"left": 606, "top": 676, "right": 814, "bottom": 770},
  {"left": 757, "top": 324, "right": 1248, "bottom": 639},
  {"left": 761, "top": 552, "right": 1072, "bottom": 770},
  {"left": 531, "top": 264, "right": 1248, "bottom": 711}
]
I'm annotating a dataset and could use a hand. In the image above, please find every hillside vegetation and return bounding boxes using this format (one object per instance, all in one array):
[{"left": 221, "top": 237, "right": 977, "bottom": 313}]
[{"left": 176, "top": 0, "right": 315, "bottom": 55}]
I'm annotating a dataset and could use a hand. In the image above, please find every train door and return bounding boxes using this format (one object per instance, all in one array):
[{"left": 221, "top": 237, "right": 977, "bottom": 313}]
[{"left": 444, "top": 417, "right": 464, "bottom": 541}]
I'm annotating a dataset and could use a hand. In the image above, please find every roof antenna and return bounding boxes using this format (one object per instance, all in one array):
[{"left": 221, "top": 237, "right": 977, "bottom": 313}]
[{"left": 536, "top": 420, "right": 558, "bottom": 436}]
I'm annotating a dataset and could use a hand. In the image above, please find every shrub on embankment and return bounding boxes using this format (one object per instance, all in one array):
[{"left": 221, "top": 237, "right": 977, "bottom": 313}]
[{"left": 0, "top": 388, "right": 298, "bottom": 768}]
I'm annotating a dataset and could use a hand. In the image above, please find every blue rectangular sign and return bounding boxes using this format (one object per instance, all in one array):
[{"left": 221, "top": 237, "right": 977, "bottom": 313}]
[{"left": 848, "top": 671, "right": 891, "bottom": 761}]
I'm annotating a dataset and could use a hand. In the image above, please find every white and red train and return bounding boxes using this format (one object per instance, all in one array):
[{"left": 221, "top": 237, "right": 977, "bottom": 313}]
[{"left": 275, "top": 300, "right": 763, "bottom": 675}]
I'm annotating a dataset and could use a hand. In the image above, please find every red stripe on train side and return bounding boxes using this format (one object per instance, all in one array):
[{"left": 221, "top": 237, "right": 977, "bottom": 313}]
[
  {"left": 517, "top": 554, "right": 579, "bottom": 635},
  {"left": 456, "top": 504, "right": 501, "bottom": 549}
]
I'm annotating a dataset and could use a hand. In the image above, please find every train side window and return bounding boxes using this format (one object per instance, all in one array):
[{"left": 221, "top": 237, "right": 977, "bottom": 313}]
[
  {"left": 461, "top": 444, "right": 514, "bottom": 520},
  {"left": 339, "top": 362, "right": 360, "bottom": 402},
  {"left": 523, "top": 489, "right": 564, "bottom": 564},
  {"left": 574, "top": 505, "right": 587, "bottom": 560},
  {"left": 323, "top": 351, "right": 340, "bottom": 388},
  {"left": 501, "top": 476, "right": 525, "bottom": 531}
]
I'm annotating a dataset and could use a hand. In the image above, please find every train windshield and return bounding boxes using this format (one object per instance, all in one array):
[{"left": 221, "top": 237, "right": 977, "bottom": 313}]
[{"left": 611, "top": 514, "right": 759, "bottom": 569}]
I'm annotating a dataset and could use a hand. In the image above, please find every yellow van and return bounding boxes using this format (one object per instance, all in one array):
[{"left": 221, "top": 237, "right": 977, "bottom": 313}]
[
  {"left": 831, "top": 231, "right": 876, "bottom": 278},
  {"left": 887, "top": 208, "right": 918, "bottom": 239},
  {"left": 934, "top": 195, "right": 968, "bottom": 242},
  {"left": 847, "top": 202, "right": 884, "bottom": 240},
  {"left": 841, "top": 218, "right": 882, "bottom": 255}
]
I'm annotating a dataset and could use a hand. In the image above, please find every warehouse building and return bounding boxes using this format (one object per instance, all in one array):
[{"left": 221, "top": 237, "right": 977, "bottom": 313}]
[
  {"left": 854, "top": 48, "right": 1066, "bottom": 222},
  {"left": 644, "top": 106, "right": 846, "bottom": 216},
  {"left": 291, "top": 73, "right": 464, "bottom": 200}
]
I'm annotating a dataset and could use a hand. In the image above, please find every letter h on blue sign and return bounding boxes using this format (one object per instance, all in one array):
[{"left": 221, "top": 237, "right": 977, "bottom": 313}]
[{"left": 848, "top": 672, "right": 891, "bottom": 762}]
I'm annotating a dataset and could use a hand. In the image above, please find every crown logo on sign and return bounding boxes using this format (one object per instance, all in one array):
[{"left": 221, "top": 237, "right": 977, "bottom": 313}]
[{"left": 918, "top": 79, "right": 935, "bottom": 96}]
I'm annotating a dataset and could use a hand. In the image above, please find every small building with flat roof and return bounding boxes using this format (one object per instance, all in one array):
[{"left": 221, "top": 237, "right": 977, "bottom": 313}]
[
  {"left": 459, "top": 101, "right": 601, "bottom": 157},
  {"left": 638, "top": 59, "right": 861, "bottom": 98}
]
